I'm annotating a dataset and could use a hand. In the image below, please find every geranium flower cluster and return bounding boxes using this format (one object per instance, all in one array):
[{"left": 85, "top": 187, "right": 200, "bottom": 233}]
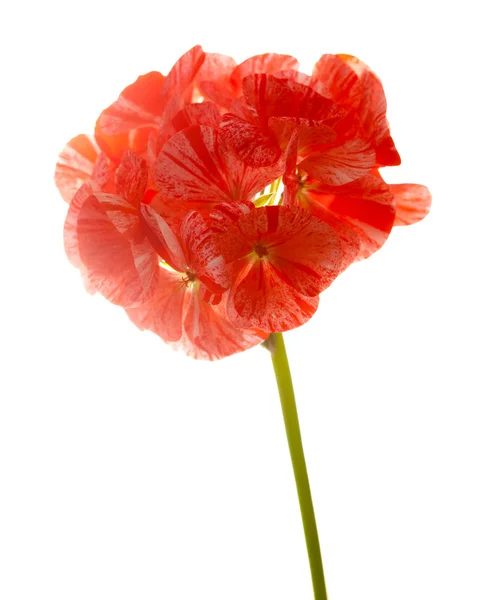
[{"left": 55, "top": 46, "right": 431, "bottom": 360}]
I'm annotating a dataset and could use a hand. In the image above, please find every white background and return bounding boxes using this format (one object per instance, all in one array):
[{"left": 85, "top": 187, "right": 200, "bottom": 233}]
[{"left": 1, "top": 1, "right": 485, "bottom": 599}]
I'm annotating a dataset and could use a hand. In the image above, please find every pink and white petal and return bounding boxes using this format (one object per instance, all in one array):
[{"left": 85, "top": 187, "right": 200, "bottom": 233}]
[
  {"left": 55, "top": 134, "right": 100, "bottom": 203},
  {"left": 182, "top": 290, "right": 265, "bottom": 360},
  {"left": 390, "top": 183, "right": 432, "bottom": 226},
  {"left": 228, "top": 259, "right": 319, "bottom": 332},
  {"left": 114, "top": 151, "right": 148, "bottom": 206},
  {"left": 139, "top": 203, "right": 187, "bottom": 273},
  {"left": 77, "top": 194, "right": 158, "bottom": 307},
  {"left": 126, "top": 269, "right": 186, "bottom": 343},
  {"left": 179, "top": 211, "right": 230, "bottom": 295},
  {"left": 299, "top": 139, "right": 376, "bottom": 186}
]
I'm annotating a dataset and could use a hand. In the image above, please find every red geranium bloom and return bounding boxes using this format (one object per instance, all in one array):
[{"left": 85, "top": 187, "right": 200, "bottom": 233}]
[
  {"left": 283, "top": 130, "right": 396, "bottom": 265},
  {"left": 211, "top": 202, "right": 342, "bottom": 331},
  {"left": 127, "top": 204, "right": 265, "bottom": 360},
  {"left": 55, "top": 45, "right": 431, "bottom": 360},
  {"left": 55, "top": 46, "right": 210, "bottom": 203},
  {"left": 65, "top": 151, "right": 264, "bottom": 359}
]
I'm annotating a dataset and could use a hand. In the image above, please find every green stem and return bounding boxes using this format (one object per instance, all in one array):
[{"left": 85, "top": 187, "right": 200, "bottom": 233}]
[{"left": 269, "top": 332, "right": 328, "bottom": 600}]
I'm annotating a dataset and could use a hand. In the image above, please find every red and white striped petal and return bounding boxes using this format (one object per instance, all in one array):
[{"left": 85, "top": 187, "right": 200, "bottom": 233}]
[
  {"left": 139, "top": 203, "right": 187, "bottom": 273},
  {"left": 55, "top": 134, "right": 100, "bottom": 203},
  {"left": 269, "top": 117, "right": 337, "bottom": 155},
  {"left": 390, "top": 183, "right": 432, "bottom": 226},
  {"left": 299, "top": 139, "right": 376, "bottom": 186},
  {"left": 125, "top": 269, "right": 186, "bottom": 343},
  {"left": 182, "top": 291, "right": 265, "bottom": 360},
  {"left": 228, "top": 258, "right": 319, "bottom": 332},
  {"left": 64, "top": 183, "right": 92, "bottom": 268},
  {"left": 219, "top": 113, "right": 282, "bottom": 167},
  {"left": 77, "top": 193, "right": 158, "bottom": 307},
  {"left": 158, "top": 45, "right": 206, "bottom": 125},
  {"left": 304, "top": 173, "right": 396, "bottom": 259},
  {"left": 235, "top": 205, "right": 342, "bottom": 297},
  {"left": 179, "top": 211, "right": 230, "bottom": 295},
  {"left": 312, "top": 54, "right": 362, "bottom": 110},
  {"left": 156, "top": 125, "right": 281, "bottom": 206},
  {"left": 114, "top": 151, "right": 148, "bottom": 206},
  {"left": 196, "top": 53, "right": 237, "bottom": 108},
  {"left": 338, "top": 54, "right": 401, "bottom": 166},
  {"left": 242, "top": 74, "right": 336, "bottom": 122},
  {"left": 231, "top": 53, "right": 299, "bottom": 95}
]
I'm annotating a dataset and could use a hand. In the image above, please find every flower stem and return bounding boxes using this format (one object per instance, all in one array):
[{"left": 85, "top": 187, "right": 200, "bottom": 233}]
[{"left": 269, "top": 332, "right": 328, "bottom": 600}]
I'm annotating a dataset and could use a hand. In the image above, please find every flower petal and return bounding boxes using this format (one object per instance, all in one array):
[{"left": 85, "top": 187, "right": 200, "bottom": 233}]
[
  {"left": 390, "top": 183, "right": 432, "bottom": 226},
  {"left": 126, "top": 269, "right": 185, "bottom": 342},
  {"left": 219, "top": 112, "right": 282, "bottom": 167},
  {"left": 242, "top": 74, "right": 336, "bottom": 122},
  {"left": 182, "top": 291, "right": 265, "bottom": 360},
  {"left": 231, "top": 53, "right": 299, "bottom": 94},
  {"left": 219, "top": 205, "right": 342, "bottom": 331},
  {"left": 55, "top": 134, "right": 100, "bottom": 203},
  {"left": 239, "top": 205, "right": 343, "bottom": 297},
  {"left": 338, "top": 54, "right": 401, "bottom": 166},
  {"left": 268, "top": 117, "right": 337, "bottom": 155},
  {"left": 158, "top": 45, "right": 206, "bottom": 123},
  {"left": 298, "top": 139, "right": 376, "bottom": 185},
  {"left": 114, "top": 151, "right": 148, "bottom": 206},
  {"left": 77, "top": 193, "right": 158, "bottom": 307},
  {"left": 139, "top": 203, "right": 187, "bottom": 273},
  {"left": 197, "top": 53, "right": 237, "bottom": 108},
  {"left": 64, "top": 183, "right": 92, "bottom": 268},
  {"left": 303, "top": 173, "right": 396, "bottom": 259},
  {"left": 171, "top": 102, "right": 222, "bottom": 133},
  {"left": 97, "top": 72, "right": 166, "bottom": 136},
  {"left": 156, "top": 125, "right": 280, "bottom": 206},
  {"left": 312, "top": 54, "right": 361, "bottom": 110},
  {"left": 229, "top": 258, "right": 319, "bottom": 332},
  {"left": 155, "top": 125, "right": 230, "bottom": 205},
  {"left": 179, "top": 211, "right": 230, "bottom": 295},
  {"left": 158, "top": 102, "right": 222, "bottom": 149}
]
